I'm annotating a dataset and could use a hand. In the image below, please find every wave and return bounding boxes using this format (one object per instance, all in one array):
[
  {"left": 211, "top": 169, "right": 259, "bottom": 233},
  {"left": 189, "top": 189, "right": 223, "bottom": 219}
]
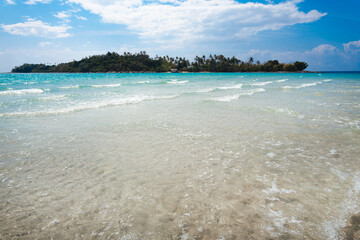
[
  {"left": 0, "top": 94, "right": 179, "bottom": 117},
  {"left": 167, "top": 80, "right": 189, "bottom": 85},
  {"left": 136, "top": 81, "right": 150, "bottom": 84},
  {"left": 90, "top": 83, "right": 121, "bottom": 88},
  {"left": 209, "top": 88, "right": 266, "bottom": 102},
  {"left": 282, "top": 82, "right": 322, "bottom": 89},
  {"left": 197, "top": 84, "right": 243, "bottom": 93},
  {"left": 36, "top": 94, "right": 67, "bottom": 101},
  {"left": 210, "top": 94, "right": 240, "bottom": 102},
  {"left": 242, "top": 88, "right": 266, "bottom": 95},
  {"left": 217, "top": 83, "right": 243, "bottom": 90},
  {"left": 276, "top": 79, "right": 288, "bottom": 83},
  {"left": 249, "top": 81, "right": 273, "bottom": 86},
  {"left": 58, "top": 85, "right": 80, "bottom": 89},
  {"left": 58, "top": 83, "right": 122, "bottom": 89},
  {"left": 196, "top": 87, "right": 216, "bottom": 93},
  {"left": 0, "top": 88, "right": 44, "bottom": 95},
  {"left": 323, "top": 79, "right": 332, "bottom": 82}
]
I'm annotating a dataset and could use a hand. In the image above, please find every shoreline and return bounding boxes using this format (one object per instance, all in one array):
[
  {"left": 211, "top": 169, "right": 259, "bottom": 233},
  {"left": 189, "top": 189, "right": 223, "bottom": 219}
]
[
  {"left": 2, "top": 71, "right": 333, "bottom": 74},
  {"left": 3, "top": 71, "right": 360, "bottom": 74}
]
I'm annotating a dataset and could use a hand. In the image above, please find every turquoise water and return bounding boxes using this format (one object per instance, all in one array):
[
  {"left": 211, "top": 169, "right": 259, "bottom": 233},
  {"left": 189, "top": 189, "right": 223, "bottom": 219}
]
[
  {"left": 0, "top": 73, "right": 360, "bottom": 239},
  {"left": 0, "top": 73, "right": 359, "bottom": 119}
]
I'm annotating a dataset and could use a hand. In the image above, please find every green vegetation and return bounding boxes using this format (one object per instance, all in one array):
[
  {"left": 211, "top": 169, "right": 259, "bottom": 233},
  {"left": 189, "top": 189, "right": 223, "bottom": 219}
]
[{"left": 12, "top": 51, "right": 308, "bottom": 73}]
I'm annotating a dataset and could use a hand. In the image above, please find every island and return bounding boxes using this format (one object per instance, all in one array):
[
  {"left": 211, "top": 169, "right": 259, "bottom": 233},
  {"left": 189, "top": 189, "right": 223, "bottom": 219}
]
[{"left": 11, "top": 51, "right": 308, "bottom": 73}]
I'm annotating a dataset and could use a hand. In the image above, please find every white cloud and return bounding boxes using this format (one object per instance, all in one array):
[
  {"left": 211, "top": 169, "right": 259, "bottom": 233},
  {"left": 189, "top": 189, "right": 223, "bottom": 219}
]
[
  {"left": 24, "top": 0, "right": 51, "bottom": 4},
  {"left": 39, "top": 41, "right": 53, "bottom": 47},
  {"left": 54, "top": 10, "right": 87, "bottom": 22},
  {"left": 308, "top": 44, "right": 337, "bottom": 55},
  {"left": 54, "top": 11, "right": 72, "bottom": 20},
  {"left": 75, "top": 15, "right": 87, "bottom": 21},
  {"left": 5, "top": 0, "right": 16, "bottom": 5},
  {"left": 1, "top": 18, "right": 71, "bottom": 38},
  {"left": 343, "top": 40, "right": 360, "bottom": 54},
  {"left": 68, "top": 0, "right": 326, "bottom": 44}
]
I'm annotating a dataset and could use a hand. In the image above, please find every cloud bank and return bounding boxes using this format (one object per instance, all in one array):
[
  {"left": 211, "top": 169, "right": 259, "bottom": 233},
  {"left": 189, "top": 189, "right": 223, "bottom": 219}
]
[
  {"left": 1, "top": 18, "right": 71, "bottom": 38},
  {"left": 343, "top": 40, "right": 360, "bottom": 54},
  {"left": 5, "top": 0, "right": 16, "bottom": 5},
  {"left": 24, "top": 0, "right": 51, "bottom": 5},
  {"left": 68, "top": 0, "right": 326, "bottom": 44}
]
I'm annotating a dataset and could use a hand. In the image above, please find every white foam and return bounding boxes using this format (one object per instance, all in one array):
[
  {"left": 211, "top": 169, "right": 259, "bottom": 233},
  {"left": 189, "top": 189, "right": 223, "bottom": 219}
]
[
  {"left": 268, "top": 208, "right": 287, "bottom": 231},
  {"left": 210, "top": 95, "right": 239, "bottom": 102},
  {"left": 322, "top": 171, "right": 360, "bottom": 239},
  {"left": 282, "top": 82, "right": 322, "bottom": 89},
  {"left": 217, "top": 83, "right": 243, "bottom": 90},
  {"left": 0, "top": 94, "right": 179, "bottom": 117},
  {"left": 0, "top": 88, "right": 43, "bottom": 95},
  {"left": 58, "top": 85, "right": 79, "bottom": 89},
  {"left": 323, "top": 79, "right": 332, "bottom": 82},
  {"left": 249, "top": 81, "right": 273, "bottom": 86},
  {"left": 289, "top": 216, "right": 302, "bottom": 224},
  {"left": 209, "top": 88, "right": 265, "bottom": 102},
  {"left": 262, "top": 179, "right": 296, "bottom": 195},
  {"left": 242, "top": 88, "right": 266, "bottom": 96},
  {"left": 276, "top": 79, "right": 288, "bottom": 83},
  {"left": 136, "top": 81, "right": 150, "bottom": 84},
  {"left": 167, "top": 80, "right": 189, "bottom": 85},
  {"left": 196, "top": 87, "right": 216, "bottom": 93},
  {"left": 37, "top": 94, "right": 67, "bottom": 101},
  {"left": 197, "top": 83, "right": 243, "bottom": 93},
  {"left": 90, "top": 83, "right": 121, "bottom": 88}
]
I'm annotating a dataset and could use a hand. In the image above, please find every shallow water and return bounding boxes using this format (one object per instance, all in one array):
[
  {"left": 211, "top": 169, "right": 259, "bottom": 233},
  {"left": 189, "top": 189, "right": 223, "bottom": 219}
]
[{"left": 0, "top": 73, "right": 359, "bottom": 239}]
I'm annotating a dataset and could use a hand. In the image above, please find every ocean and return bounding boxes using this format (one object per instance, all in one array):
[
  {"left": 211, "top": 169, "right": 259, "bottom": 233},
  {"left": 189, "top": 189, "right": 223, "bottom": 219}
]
[{"left": 0, "top": 72, "right": 359, "bottom": 239}]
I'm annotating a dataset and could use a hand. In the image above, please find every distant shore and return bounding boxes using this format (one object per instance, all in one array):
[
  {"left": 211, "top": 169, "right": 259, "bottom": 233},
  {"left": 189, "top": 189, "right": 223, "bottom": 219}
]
[
  {"left": 5, "top": 71, "right": 323, "bottom": 74},
  {"left": 11, "top": 51, "right": 310, "bottom": 73}
]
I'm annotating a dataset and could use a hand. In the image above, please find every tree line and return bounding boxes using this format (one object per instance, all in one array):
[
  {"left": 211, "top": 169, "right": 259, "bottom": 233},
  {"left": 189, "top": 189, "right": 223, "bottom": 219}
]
[{"left": 11, "top": 51, "right": 308, "bottom": 73}]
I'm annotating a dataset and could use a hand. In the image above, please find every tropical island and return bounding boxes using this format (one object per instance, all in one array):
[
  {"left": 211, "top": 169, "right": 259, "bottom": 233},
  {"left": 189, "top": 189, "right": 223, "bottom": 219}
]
[{"left": 12, "top": 51, "right": 308, "bottom": 73}]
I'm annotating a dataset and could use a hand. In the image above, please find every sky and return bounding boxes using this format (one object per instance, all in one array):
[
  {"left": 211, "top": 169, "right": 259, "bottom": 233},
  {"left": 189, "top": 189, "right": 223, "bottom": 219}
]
[{"left": 0, "top": 0, "right": 359, "bottom": 72}]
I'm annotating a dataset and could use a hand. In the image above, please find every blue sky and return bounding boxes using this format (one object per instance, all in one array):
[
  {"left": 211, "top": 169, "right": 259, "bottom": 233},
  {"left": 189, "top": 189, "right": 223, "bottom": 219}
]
[{"left": 0, "top": 0, "right": 359, "bottom": 72}]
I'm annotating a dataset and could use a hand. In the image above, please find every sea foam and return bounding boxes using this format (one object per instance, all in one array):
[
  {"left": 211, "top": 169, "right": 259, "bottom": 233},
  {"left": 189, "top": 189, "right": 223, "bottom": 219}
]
[
  {"left": 0, "top": 94, "right": 179, "bottom": 117},
  {"left": 210, "top": 88, "right": 265, "bottom": 102},
  {"left": 249, "top": 81, "right": 273, "bottom": 86},
  {"left": 90, "top": 83, "right": 122, "bottom": 88},
  {"left": 216, "top": 83, "right": 243, "bottom": 90},
  {"left": 197, "top": 84, "right": 243, "bottom": 93},
  {"left": 282, "top": 82, "right": 322, "bottom": 89},
  {"left": 58, "top": 85, "right": 80, "bottom": 89},
  {"left": 0, "top": 88, "right": 44, "bottom": 95},
  {"left": 37, "top": 94, "right": 67, "bottom": 101},
  {"left": 276, "top": 79, "right": 288, "bottom": 83},
  {"left": 167, "top": 80, "right": 189, "bottom": 85}
]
